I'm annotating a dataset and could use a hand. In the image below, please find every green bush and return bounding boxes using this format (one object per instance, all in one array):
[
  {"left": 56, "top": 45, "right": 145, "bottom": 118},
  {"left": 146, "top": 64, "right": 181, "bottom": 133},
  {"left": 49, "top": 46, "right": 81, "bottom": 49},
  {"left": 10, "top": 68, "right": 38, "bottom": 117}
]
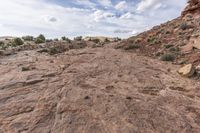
[
  {"left": 0, "top": 41, "right": 4, "bottom": 46},
  {"left": 124, "top": 44, "right": 140, "bottom": 50},
  {"left": 49, "top": 44, "right": 68, "bottom": 55},
  {"left": 21, "top": 66, "right": 30, "bottom": 71},
  {"left": 180, "top": 22, "right": 190, "bottom": 30},
  {"left": 169, "top": 47, "right": 179, "bottom": 52},
  {"left": 165, "top": 31, "right": 171, "bottom": 34},
  {"left": 35, "top": 34, "right": 46, "bottom": 44},
  {"left": 164, "top": 44, "right": 173, "bottom": 49},
  {"left": 22, "top": 36, "right": 34, "bottom": 41},
  {"left": 0, "top": 41, "right": 6, "bottom": 50},
  {"left": 160, "top": 54, "right": 175, "bottom": 61},
  {"left": 35, "top": 38, "right": 45, "bottom": 44},
  {"left": 113, "top": 37, "right": 121, "bottom": 42},
  {"left": 74, "top": 36, "right": 82, "bottom": 41},
  {"left": 12, "top": 38, "right": 24, "bottom": 46},
  {"left": 92, "top": 38, "right": 100, "bottom": 43},
  {"left": 61, "top": 36, "right": 71, "bottom": 43},
  {"left": 61, "top": 36, "right": 67, "bottom": 40},
  {"left": 38, "top": 34, "right": 45, "bottom": 41},
  {"left": 147, "top": 37, "right": 160, "bottom": 45}
]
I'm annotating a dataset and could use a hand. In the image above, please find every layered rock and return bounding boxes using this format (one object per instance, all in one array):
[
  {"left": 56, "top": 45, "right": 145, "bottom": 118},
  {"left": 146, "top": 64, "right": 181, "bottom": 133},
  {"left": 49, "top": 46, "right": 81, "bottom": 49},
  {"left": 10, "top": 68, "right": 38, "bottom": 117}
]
[
  {"left": 182, "top": 0, "right": 200, "bottom": 17},
  {"left": 1, "top": 47, "right": 200, "bottom": 132}
]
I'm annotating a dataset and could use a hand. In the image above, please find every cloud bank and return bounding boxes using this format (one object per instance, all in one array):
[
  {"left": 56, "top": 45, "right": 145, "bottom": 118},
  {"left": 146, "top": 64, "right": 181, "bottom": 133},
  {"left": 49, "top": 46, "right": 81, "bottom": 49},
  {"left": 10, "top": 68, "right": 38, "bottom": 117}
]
[{"left": 0, "top": 0, "right": 187, "bottom": 38}]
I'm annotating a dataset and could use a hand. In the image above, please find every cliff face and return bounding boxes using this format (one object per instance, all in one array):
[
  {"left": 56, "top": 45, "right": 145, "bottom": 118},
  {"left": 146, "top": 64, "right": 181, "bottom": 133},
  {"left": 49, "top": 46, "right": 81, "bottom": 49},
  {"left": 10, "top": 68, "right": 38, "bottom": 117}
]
[{"left": 182, "top": 0, "right": 200, "bottom": 17}]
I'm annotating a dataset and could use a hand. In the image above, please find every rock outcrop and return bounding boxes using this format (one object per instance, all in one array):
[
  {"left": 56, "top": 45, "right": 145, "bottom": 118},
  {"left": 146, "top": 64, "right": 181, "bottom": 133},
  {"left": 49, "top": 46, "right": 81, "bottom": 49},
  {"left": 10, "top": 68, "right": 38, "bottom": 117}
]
[
  {"left": 1, "top": 46, "right": 200, "bottom": 132},
  {"left": 182, "top": 0, "right": 200, "bottom": 17},
  {"left": 116, "top": 0, "right": 200, "bottom": 67}
]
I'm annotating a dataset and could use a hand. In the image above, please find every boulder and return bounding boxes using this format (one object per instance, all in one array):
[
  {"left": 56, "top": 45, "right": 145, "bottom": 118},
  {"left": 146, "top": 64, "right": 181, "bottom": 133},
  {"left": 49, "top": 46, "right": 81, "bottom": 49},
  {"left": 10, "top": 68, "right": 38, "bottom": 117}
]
[
  {"left": 192, "top": 37, "right": 200, "bottom": 49},
  {"left": 178, "top": 64, "right": 195, "bottom": 77}
]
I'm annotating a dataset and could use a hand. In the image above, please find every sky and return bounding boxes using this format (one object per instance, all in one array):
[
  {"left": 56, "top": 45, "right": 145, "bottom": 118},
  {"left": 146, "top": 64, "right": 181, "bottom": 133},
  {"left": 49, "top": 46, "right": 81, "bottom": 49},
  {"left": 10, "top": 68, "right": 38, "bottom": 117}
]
[{"left": 0, "top": 0, "right": 187, "bottom": 39}]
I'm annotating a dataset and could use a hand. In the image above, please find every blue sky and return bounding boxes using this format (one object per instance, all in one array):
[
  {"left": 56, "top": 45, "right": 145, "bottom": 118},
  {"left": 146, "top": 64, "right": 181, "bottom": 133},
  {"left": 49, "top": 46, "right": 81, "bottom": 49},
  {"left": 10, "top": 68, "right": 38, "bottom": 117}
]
[{"left": 0, "top": 0, "right": 187, "bottom": 39}]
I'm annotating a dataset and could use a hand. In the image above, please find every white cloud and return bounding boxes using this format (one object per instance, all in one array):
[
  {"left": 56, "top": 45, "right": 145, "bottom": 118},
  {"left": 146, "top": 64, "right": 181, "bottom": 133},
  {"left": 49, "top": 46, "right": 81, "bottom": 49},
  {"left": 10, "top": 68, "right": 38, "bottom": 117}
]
[
  {"left": 0, "top": 0, "right": 93, "bottom": 38},
  {"left": 75, "top": 0, "right": 96, "bottom": 8},
  {"left": 0, "top": 0, "right": 187, "bottom": 39},
  {"left": 120, "top": 12, "right": 134, "bottom": 19},
  {"left": 115, "top": 1, "right": 128, "bottom": 11},
  {"left": 92, "top": 10, "right": 115, "bottom": 22},
  {"left": 97, "top": 0, "right": 112, "bottom": 7},
  {"left": 137, "top": 0, "right": 161, "bottom": 12}
]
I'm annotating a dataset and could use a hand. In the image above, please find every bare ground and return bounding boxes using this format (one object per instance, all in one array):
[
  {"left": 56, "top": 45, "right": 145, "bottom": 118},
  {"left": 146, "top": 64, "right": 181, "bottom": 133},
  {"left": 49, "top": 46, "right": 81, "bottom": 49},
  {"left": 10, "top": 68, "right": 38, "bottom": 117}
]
[{"left": 0, "top": 45, "right": 200, "bottom": 133}]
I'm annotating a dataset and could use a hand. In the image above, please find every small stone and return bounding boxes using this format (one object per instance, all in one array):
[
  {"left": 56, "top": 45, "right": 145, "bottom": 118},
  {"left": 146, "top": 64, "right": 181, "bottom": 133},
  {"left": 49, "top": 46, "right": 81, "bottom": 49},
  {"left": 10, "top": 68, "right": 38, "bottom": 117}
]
[
  {"left": 126, "top": 96, "right": 132, "bottom": 100},
  {"left": 59, "top": 65, "right": 66, "bottom": 70},
  {"left": 84, "top": 96, "right": 90, "bottom": 100},
  {"left": 178, "top": 64, "right": 195, "bottom": 77}
]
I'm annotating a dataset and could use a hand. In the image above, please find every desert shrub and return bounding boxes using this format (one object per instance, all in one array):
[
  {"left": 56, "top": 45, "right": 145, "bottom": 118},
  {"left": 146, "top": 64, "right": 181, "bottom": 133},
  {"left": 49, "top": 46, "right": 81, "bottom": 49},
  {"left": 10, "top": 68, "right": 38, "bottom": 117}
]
[
  {"left": 165, "top": 31, "right": 171, "bottom": 34},
  {"left": 35, "top": 34, "right": 45, "bottom": 44},
  {"left": 113, "top": 37, "right": 121, "bottom": 42},
  {"left": 124, "top": 44, "right": 140, "bottom": 50},
  {"left": 61, "top": 36, "right": 67, "bottom": 40},
  {"left": 180, "top": 22, "right": 190, "bottom": 30},
  {"left": 114, "top": 44, "right": 124, "bottom": 49},
  {"left": 49, "top": 44, "right": 68, "bottom": 55},
  {"left": 69, "top": 41, "right": 86, "bottom": 49},
  {"left": 22, "top": 36, "right": 34, "bottom": 41},
  {"left": 160, "top": 53, "right": 175, "bottom": 61},
  {"left": 186, "top": 14, "right": 193, "bottom": 19},
  {"left": 74, "top": 36, "right": 82, "bottom": 41},
  {"left": 54, "top": 38, "right": 59, "bottom": 41},
  {"left": 0, "top": 41, "right": 4, "bottom": 46},
  {"left": 35, "top": 38, "right": 45, "bottom": 44},
  {"left": 169, "top": 47, "right": 179, "bottom": 52},
  {"left": 38, "top": 34, "right": 46, "bottom": 41},
  {"left": 21, "top": 66, "right": 30, "bottom": 71},
  {"left": 0, "top": 41, "right": 6, "bottom": 50},
  {"left": 61, "top": 36, "right": 71, "bottom": 43},
  {"left": 49, "top": 47, "right": 60, "bottom": 55},
  {"left": 12, "top": 38, "right": 24, "bottom": 47},
  {"left": 104, "top": 38, "right": 109, "bottom": 43},
  {"left": 92, "top": 38, "right": 100, "bottom": 43},
  {"left": 164, "top": 44, "right": 173, "bottom": 49},
  {"left": 147, "top": 37, "right": 160, "bottom": 45}
]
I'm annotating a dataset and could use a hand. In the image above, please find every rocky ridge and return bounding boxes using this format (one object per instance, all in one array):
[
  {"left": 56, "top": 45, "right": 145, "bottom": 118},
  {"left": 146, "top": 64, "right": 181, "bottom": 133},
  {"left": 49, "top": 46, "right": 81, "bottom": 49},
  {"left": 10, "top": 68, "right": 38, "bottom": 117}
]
[
  {"left": 182, "top": 0, "right": 200, "bottom": 17},
  {"left": 117, "top": 0, "right": 200, "bottom": 70}
]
